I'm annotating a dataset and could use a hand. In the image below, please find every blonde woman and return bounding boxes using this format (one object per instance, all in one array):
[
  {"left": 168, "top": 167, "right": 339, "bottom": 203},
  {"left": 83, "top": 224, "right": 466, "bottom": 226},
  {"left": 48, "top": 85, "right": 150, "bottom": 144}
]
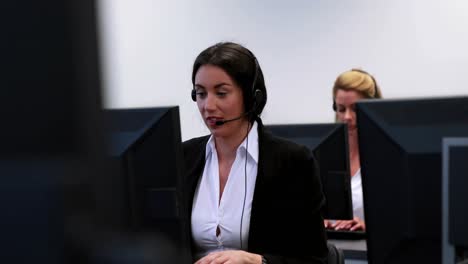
[{"left": 325, "top": 69, "right": 383, "bottom": 232}]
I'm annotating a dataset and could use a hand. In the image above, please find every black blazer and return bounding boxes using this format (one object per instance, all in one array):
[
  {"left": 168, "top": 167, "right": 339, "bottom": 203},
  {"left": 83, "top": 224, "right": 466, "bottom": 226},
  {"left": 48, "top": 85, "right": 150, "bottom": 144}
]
[{"left": 182, "top": 119, "right": 328, "bottom": 264}]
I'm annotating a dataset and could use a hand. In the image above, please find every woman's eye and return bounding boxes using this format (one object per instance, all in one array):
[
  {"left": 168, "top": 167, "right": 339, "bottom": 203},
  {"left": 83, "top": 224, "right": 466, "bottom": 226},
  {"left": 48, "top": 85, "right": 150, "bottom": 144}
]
[
  {"left": 196, "top": 92, "right": 206, "bottom": 98},
  {"left": 217, "top": 92, "right": 227, "bottom": 97}
]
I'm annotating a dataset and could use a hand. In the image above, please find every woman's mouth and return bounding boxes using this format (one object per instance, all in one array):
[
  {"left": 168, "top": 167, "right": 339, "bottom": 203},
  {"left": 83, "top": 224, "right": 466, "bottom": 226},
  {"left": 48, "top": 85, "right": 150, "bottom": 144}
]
[{"left": 206, "top": 117, "right": 222, "bottom": 126}]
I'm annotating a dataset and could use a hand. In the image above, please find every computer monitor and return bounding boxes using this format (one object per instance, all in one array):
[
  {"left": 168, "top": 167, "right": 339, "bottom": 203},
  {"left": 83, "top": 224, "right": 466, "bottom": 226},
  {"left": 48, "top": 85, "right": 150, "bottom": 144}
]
[
  {"left": 442, "top": 137, "right": 468, "bottom": 264},
  {"left": 3, "top": 0, "right": 189, "bottom": 262},
  {"left": 2, "top": 1, "right": 107, "bottom": 263},
  {"left": 103, "top": 106, "right": 191, "bottom": 263},
  {"left": 356, "top": 96, "right": 468, "bottom": 264},
  {"left": 3, "top": 1, "right": 104, "bottom": 157},
  {"left": 266, "top": 123, "right": 353, "bottom": 220}
]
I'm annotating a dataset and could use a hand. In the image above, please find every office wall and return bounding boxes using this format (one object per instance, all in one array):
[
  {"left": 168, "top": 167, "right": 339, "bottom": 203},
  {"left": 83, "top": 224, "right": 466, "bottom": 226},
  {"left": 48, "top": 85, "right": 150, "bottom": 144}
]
[{"left": 97, "top": 0, "right": 468, "bottom": 140}]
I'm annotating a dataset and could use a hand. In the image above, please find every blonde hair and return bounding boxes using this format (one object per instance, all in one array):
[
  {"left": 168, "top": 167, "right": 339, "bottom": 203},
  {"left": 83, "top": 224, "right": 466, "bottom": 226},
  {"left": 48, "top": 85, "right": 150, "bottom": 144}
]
[{"left": 332, "top": 68, "right": 382, "bottom": 99}]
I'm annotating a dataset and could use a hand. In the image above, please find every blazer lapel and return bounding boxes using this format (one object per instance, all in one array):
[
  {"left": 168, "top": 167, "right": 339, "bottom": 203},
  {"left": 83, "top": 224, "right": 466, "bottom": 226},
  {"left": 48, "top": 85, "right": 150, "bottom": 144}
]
[
  {"left": 184, "top": 138, "right": 209, "bottom": 217},
  {"left": 248, "top": 119, "right": 277, "bottom": 249}
]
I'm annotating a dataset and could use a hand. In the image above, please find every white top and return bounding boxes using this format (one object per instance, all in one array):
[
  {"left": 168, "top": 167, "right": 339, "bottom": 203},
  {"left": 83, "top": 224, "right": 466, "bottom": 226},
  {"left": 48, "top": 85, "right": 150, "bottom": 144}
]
[
  {"left": 191, "top": 122, "right": 259, "bottom": 260},
  {"left": 351, "top": 168, "right": 365, "bottom": 220}
]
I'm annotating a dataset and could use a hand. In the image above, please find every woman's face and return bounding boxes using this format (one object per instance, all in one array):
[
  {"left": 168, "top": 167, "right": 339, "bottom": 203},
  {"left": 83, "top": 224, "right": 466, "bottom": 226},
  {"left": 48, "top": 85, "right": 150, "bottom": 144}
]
[
  {"left": 194, "top": 64, "right": 247, "bottom": 138},
  {"left": 334, "top": 89, "right": 365, "bottom": 133}
]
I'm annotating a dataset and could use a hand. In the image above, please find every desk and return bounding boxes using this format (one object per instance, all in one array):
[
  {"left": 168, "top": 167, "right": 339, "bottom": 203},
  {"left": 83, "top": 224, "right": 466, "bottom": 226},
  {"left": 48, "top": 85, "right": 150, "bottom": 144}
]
[{"left": 328, "top": 239, "right": 367, "bottom": 264}]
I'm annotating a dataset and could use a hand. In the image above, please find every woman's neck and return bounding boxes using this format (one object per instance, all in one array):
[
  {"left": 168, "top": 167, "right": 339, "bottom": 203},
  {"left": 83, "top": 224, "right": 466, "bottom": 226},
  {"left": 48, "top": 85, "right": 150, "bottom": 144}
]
[
  {"left": 348, "top": 130, "right": 360, "bottom": 176},
  {"left": 214, "top": 121, "right": 251, "bottom": 161}
]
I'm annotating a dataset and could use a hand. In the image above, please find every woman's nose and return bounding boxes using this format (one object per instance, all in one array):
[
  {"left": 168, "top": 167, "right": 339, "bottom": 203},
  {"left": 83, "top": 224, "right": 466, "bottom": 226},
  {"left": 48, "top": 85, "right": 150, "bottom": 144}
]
[
  {"left": 204, "top": 93, "right": 216, "bottom": 111},
  {"left": 344, "top": 109, "right": 353, "bottom": 120}
]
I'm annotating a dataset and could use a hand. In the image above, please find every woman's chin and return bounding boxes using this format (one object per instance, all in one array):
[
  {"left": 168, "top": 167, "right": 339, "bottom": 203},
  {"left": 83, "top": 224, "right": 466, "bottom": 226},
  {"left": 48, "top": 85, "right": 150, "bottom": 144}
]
[
  {"left": 209, "top": 127, "right": 226, "bottom": 138},
  {"left": 348, "top": 127, "right": 358, "bottom": 135}
]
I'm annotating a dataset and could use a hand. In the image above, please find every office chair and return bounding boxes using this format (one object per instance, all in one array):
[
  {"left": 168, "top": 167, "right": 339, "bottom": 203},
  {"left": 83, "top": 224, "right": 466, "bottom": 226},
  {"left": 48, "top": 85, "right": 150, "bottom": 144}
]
[{"left": 327, "top": 242, "right": 345, "bottom": 264}]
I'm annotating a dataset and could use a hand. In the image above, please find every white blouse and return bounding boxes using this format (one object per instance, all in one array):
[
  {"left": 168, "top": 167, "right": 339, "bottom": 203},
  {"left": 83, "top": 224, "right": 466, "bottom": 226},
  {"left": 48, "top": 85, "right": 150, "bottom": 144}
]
[
  {"left": 351, "top": 168, "right": 365, "bottom": 220},
  {"left": 191, "top": 122, "right": 259, "bottom": 260}
]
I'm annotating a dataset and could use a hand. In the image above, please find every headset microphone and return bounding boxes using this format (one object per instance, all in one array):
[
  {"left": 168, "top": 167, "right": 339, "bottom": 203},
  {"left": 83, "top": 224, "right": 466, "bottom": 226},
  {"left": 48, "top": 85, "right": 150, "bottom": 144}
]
[{"left": 215, "top": 112, "right": 249, "bottom": 126}]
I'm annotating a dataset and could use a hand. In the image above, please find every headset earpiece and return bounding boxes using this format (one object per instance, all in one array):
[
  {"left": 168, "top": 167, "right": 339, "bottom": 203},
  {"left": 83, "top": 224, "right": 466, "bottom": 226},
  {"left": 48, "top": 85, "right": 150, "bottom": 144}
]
[
  {"left": 191, "top": 89, "right": 196, "bottom": 102},
  {"left": 253, "top": 89, "right": 262, "bottom": 111},
  {"left": 247, "top": 57, "right": 262, "bottom": 117}
]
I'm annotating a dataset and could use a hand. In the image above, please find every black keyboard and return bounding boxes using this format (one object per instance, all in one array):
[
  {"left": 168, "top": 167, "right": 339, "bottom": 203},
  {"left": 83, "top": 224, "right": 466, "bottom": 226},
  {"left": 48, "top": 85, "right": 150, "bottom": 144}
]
[{"left": 326, "top": 229, "right": 366, "bottom": 240}]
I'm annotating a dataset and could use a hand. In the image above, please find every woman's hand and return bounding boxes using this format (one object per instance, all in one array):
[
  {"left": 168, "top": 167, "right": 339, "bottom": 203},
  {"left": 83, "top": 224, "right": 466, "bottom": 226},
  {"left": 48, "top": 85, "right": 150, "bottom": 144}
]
[
  {"left": 194, "top": 250, "right": 262, "bottom": 264},
  {"left": 324, "top": 217, "right": 365, "bottom": 231}
]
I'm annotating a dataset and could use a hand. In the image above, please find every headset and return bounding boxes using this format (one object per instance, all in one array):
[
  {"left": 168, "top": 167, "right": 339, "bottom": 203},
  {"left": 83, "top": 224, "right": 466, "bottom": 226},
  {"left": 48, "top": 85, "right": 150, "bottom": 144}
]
[
  {"left": 191, "top": 48, "right": 263, "bottom": 126},
  {"left": 332, "top": 68, "right": 380, "bottom": 111}
]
